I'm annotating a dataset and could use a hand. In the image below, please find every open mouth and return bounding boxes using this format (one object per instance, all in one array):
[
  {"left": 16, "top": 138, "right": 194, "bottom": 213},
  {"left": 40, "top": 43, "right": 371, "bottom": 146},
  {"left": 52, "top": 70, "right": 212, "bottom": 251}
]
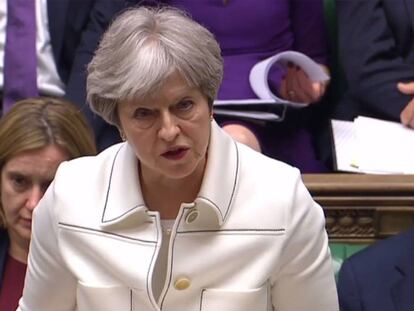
[
  {"left": 162, "top": 147, "right": 189, "bottom": 160},
  {"left": 21, "top": 218, "right": 32, "bottom": 228}
]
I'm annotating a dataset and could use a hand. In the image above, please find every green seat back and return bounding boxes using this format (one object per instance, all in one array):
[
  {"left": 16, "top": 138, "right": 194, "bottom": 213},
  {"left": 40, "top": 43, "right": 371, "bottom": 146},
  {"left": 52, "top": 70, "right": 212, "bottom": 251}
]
[
  {"left": 329, "top": 243, "right": 368, "bottom": 281},
  {"left": 323, "top": 0, "right": 347, "bottom": 108}
]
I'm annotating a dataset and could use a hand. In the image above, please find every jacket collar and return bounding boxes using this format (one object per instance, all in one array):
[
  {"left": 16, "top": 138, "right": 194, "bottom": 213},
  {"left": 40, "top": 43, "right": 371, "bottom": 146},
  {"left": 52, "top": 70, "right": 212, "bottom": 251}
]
[
  {"left": 391, "top": 235, "right": 414, "bottom": 311},
  {"left": 100, "top": 143, "right": 148, "bottom": 227},
  {"left": 195, "top": 121, "right": 239, "bottom": 226},
  {"left": 101, "top": 121, "right": 239, "bottom": 228}
]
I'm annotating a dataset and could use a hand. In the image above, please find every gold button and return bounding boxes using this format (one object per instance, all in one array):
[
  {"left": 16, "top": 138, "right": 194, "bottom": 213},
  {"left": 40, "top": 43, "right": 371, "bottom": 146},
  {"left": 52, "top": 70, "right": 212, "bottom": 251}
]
[
  {"left": 174, "top": 277, "right": 191, "bottom": 290},
  {"left": 185, "top": 209, "right": 199, "bottom": 224}
]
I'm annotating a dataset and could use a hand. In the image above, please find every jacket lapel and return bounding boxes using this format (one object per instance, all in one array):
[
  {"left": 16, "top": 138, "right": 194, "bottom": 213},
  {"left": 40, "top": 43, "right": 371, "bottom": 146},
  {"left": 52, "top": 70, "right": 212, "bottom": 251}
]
[
  {"left": 196, "top": 121, "right": 240, "bottom": 226},
  {"left": 100, "top": 143, "right": 149, "bottom": 227},
  {"left": 47, "top": 0, "right": 69, "bottom": 62},
  {"left": 391, "top": 241, "right": 414, "bottom": 311}
]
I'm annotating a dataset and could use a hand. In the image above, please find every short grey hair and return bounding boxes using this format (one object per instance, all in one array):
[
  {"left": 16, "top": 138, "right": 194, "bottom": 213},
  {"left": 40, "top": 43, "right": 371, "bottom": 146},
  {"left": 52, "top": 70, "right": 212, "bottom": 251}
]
[{"left": 86, "top": 6, "right": 223, "bottom": 127}]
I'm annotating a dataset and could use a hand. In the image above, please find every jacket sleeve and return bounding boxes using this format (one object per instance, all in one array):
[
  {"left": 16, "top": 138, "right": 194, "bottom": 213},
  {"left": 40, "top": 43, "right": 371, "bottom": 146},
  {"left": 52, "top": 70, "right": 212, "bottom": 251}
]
[
  {"left": 337, "top": 259, "right": 363, "bottom": 311},
  {"left": 17, "top": 178, "right": 77, "bottom": 311},
  {"left": 337, "top": 0, "right": 414, "bottom": 120},
  {"left": 270, "top": 170, "right": 339, "bottom": 311}
]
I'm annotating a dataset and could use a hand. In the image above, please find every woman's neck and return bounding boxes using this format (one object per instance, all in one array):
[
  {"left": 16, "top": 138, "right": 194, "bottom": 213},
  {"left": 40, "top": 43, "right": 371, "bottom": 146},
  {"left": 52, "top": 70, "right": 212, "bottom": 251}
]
[
  {"left": 8, "top": 234, "right": 29, "bottom": 264},
  {"left": 140, "top": 160, "right": 206, "bottom": 219}
]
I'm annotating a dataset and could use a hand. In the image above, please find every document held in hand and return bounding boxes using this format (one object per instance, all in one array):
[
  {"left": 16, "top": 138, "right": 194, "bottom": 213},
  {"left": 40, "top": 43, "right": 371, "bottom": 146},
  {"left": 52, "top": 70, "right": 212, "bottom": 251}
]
[
  {"left": 331, "top": 116, "right": 414, "bottom": 174},
  {"left": 213, "top": 51, "right": 330, "bottom": 121}
]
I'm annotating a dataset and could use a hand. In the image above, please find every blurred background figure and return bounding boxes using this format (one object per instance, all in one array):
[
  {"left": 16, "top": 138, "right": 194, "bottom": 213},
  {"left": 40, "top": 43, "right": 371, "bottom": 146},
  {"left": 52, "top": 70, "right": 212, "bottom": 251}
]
[
  {"left": 0, "top": 0, "right": 121, "bottom": 150},
  {"left": 0, "top": 97, "right": 97, "bottom": 311},
  {"left": 337, "top": 227, "right": 414, "bottom": 311},
  {"left": 335, "top": 0, "right": 414, "bottom": 128},
  {"left": 0, "top": 0, "right": 94, "bottom": 109}
]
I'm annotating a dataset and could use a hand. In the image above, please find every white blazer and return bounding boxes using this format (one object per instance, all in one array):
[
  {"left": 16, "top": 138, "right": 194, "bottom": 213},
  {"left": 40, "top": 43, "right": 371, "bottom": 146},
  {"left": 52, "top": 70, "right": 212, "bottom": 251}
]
[{"left": 19, "top": 122, "right": 339, "bottom": 311}]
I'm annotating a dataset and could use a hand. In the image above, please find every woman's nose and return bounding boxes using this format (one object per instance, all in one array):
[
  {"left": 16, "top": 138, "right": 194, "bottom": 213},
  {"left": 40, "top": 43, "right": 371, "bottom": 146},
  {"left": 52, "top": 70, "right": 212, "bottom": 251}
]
[
  {"left": 158, "top": 112, "right": 180, "bottom": 141},
  {"left": 26, "top": 186, "right": 44, "bottom": 211}
]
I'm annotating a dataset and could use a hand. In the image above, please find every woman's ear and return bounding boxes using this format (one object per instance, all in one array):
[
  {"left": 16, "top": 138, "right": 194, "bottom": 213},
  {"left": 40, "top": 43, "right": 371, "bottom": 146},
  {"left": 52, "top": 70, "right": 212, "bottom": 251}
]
[{"left": 118, "top": 127, "right": 126, "bottom": 141}]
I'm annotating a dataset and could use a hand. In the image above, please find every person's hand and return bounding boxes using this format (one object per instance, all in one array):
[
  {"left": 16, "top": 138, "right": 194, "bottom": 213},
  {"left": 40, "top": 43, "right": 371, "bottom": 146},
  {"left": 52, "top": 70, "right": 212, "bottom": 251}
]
[
  {"left": 397, "top": 82, "right": 414, "bottom": 128},
  {"left": 279, "top": 63, "right": 328, "bottom": 104}
]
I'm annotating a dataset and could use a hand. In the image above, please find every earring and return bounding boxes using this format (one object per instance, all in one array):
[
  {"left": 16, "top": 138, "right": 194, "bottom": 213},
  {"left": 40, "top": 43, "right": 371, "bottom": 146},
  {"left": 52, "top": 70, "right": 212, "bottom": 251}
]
[
  {"left": 119, "top": 131, "right": 126, "bottom": 141},
  {"left": 210, "top": 114, "right": 214, "bottom": 121}
]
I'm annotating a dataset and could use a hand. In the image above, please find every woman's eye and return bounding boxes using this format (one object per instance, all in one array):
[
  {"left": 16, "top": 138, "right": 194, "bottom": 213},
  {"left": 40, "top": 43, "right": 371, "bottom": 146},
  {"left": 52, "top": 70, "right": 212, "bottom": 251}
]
[
  {"left": 134, "top": 108, "right": 154, "bottom": 119},
  {"left": 11, "top": 175, "right": 28, "bottom": 190},
  {"left": 176, "top": 100, "right": 194, "bottom": 111}
]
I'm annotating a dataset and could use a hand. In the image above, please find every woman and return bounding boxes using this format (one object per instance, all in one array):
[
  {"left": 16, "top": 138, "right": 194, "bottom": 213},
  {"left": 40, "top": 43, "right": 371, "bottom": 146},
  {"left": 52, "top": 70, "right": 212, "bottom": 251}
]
[
  {"left": 18, "top": 7, "right": 338, "bottom": 311},
  {"left": 0, "top": 97, "right": 97, "bottom": 311}
]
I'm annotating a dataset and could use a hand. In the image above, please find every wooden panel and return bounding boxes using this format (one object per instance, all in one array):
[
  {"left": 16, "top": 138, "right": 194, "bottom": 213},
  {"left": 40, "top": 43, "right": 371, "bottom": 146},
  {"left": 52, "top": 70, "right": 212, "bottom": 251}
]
[{"left": 302, "top": 174, "right": 414, "bottom": 242}]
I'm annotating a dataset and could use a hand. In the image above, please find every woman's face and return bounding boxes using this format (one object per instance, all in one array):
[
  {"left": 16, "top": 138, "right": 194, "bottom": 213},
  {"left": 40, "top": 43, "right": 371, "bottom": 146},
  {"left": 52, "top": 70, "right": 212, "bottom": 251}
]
[
  {"left": 118, "top": 72, "right": 211, "bottom": 184},
  {"left": 1, "top": 145, "right": 69, "bottom": 246}
]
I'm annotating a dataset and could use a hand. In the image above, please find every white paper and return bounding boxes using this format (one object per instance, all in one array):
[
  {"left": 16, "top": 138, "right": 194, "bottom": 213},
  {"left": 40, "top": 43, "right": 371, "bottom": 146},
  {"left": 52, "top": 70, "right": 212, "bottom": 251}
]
[
  {"left": 214, "top": 98, "right": 276, "bottom": 106},
  {"left": 214, "top": 108, "right": 281, "bottom": 122},
  {"left": 331, "top": 116, "right": 414, "bottom": 174},
  {"left": 331, "top": 119, "right": 360, "bottom": 173},
  {"left": 355, "top": 116, "right": 414, "bottom": 174},
  {"left": 249, "top": 51, "right": 330, "bottom": 107},
  {"left": 213, "top": 51, "right": 330, "bottom": 120}
]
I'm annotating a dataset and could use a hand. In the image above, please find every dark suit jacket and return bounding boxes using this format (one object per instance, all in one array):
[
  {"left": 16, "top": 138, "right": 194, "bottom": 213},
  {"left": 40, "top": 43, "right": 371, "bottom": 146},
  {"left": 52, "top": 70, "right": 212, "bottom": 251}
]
[
  {"left": 46, "top": 0, "right": 120, "bottom": 150},
  {"left": 337, "top": 228, "right": 414, "bottom": 311},
  {"left": 0, "top": 230, "right": 9, "bottom": 289},
  {"left": 335, "top": 0, "right": 414, "bottom": 121},
  {"left": 2, "top": 1, "right": 94, "bottom": 97},
  {"left": 47, "top": 0, "right": 95, "bottom": 85},
  {"left": 45, "top": 0, "right": 121, "bottom": 150}
]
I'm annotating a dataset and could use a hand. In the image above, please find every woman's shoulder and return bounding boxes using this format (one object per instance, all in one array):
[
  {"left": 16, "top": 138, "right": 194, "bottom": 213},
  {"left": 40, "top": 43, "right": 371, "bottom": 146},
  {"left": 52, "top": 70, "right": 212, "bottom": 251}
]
[
  {"left": 59, "top": 143, "right": 124, "bottom": 175},
  {"left": 43, "top": 143, "right": 128, "bottom": 224},
  {"left": 236, "top": 142, "right": 304, "bottom": 199},
  {"left": 52, "top": 143, "right": 126, "bottom": 192},
  {"left": 237, "top": 142, "right": 300, "bottom": 179}
]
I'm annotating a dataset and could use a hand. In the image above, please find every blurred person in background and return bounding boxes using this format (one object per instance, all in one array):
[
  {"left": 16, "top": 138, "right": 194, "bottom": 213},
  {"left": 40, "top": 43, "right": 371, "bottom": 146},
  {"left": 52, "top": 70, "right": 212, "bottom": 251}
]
[
  {"left": 337, "top": 227, "right": 414, "bottom": 311},
  {"left": 336, "top": 0, "right": 414, "bottom": 128},
  {"left": 0, "top": 97, "right": 97, "bottom": 311}
]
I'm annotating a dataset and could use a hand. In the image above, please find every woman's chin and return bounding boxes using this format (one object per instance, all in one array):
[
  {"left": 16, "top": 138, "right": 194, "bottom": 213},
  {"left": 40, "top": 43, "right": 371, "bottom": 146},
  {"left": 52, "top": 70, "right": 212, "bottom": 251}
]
[{"left": 158, "top": 160, "right": 202, "bottom": 181}]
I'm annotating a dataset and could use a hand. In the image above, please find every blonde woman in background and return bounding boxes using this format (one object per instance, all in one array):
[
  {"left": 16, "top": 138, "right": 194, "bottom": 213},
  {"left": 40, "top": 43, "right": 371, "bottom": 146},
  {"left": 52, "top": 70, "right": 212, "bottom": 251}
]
[{"left": 0, "top": 97, "right": 97, "bottom": 311}]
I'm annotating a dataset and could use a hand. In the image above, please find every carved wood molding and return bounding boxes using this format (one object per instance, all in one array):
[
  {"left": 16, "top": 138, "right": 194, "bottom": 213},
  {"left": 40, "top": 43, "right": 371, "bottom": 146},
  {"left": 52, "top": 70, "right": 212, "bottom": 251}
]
[{"left": 302, "top": 174, "right": 414, "bottom": 242}]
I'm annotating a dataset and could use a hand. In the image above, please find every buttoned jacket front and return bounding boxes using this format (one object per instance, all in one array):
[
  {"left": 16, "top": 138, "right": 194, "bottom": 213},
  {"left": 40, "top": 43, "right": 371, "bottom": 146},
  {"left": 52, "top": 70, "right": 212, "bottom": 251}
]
[{"left": 19, "top": 122, "right": 338, "bottom": 311}]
